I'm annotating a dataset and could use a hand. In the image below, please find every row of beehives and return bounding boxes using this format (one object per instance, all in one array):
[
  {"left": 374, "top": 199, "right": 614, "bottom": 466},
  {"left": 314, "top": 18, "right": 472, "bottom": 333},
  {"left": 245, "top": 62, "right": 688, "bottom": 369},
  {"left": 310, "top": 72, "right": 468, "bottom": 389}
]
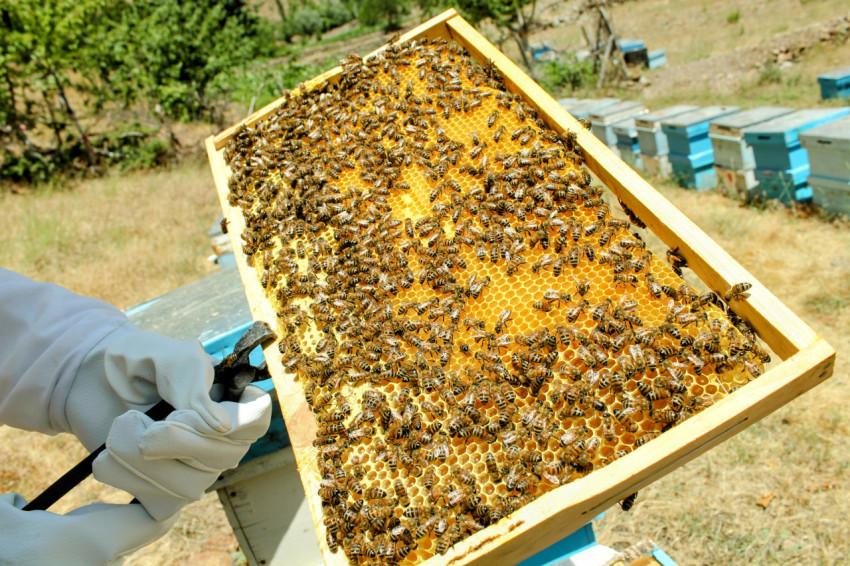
[{"left": 563, "top": 97, "right": 850, "bottom": 216}]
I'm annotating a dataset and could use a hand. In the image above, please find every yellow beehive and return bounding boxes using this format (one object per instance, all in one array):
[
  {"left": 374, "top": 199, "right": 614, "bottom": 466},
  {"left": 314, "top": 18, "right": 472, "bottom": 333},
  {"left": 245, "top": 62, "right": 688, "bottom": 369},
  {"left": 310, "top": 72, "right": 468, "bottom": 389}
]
[{"left": 206, "top": 10, "right": 835, "bottom": 566}]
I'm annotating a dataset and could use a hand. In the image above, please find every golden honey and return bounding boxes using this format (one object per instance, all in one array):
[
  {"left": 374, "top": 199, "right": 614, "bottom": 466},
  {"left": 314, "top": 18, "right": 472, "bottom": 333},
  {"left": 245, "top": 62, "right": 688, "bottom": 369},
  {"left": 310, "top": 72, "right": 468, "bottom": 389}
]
[{"left": 222, "top": 36, "right": 764, "bottom": 565}]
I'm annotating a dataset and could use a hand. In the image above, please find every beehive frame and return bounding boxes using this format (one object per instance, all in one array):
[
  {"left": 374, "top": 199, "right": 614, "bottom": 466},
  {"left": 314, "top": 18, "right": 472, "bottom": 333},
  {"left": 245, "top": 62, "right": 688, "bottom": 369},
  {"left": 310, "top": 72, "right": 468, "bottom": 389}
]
[{"left": 206, "top": 10, "right": 835, "bottom": 566}]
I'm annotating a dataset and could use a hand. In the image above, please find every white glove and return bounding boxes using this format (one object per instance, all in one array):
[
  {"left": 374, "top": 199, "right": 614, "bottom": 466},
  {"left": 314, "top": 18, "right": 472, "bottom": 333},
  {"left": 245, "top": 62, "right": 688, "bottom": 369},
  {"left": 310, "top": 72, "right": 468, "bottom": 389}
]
[
  {"left": 0, "top": 492, "right": 177, "bottom": 566},
  {"left": 65, "top": 322, "right": 272, "bottom": 520},
  {"left": 66, "top": 322, "right": 232, "bottom": 452},
  {"left": 93, "top": 385, "right": 271, "bottom": 521}
]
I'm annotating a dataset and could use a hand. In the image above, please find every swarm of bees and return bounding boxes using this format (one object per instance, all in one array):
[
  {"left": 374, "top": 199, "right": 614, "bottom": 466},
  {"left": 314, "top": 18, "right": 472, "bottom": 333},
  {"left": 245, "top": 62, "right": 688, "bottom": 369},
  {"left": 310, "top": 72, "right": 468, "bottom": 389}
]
[{"left": 223, "top": 34, "right": 767, "bottom": 566}]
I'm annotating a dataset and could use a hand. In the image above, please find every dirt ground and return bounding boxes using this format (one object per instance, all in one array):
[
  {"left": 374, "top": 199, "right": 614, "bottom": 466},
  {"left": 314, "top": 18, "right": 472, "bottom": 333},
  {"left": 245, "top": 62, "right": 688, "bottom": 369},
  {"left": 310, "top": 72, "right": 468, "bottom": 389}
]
[{"left": 2, "top": 1, "right": 849, "bottom": 565}]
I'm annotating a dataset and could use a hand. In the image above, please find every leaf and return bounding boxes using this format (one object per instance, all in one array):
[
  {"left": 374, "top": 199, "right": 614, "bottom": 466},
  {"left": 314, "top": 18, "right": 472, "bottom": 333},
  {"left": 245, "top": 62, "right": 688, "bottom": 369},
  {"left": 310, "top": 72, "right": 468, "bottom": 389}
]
[{"left": 755, "top": 490, "right": 777, "bottom": 509}]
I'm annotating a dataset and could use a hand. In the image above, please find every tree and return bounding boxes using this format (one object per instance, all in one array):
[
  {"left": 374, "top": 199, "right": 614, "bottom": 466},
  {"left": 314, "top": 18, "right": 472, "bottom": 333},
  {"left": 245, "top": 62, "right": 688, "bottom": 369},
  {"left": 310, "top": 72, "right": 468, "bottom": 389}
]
[
  {"left": 356, "top": 0, "right": 409, "bottom": 31},
  {"left": 0, "top": 0, "right": 269, "bottom": 183},
  {"left": 454, "top": 0, "right": 551, "bottom": 74}
]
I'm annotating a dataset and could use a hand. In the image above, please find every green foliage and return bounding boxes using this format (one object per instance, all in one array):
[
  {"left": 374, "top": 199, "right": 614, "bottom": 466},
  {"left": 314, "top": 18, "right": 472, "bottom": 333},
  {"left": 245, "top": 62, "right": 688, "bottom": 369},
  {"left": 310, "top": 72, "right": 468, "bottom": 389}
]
[
  {"left": 278, "top": 1, "right": 355, "bottom": 41},
  {"left": 0, "top": 0, "right": 272, "bottom": 183},
  {"left": 539, "top": 56, "right": 597, "bottom": 92},
  {"left": 726, "top": 10, "right": 741, "bottom": 24},
  {"left": 356, "top": 0, "right": 409, "bottom": 31},
  {"left": 758, "top": 61, "right": 783, "bottom": 85},
  {"left": 103, "top": 0, "right": 270, "bottom": 122},
  {"left": 227, "top": 61, "right": 329, "bottom": 110}
]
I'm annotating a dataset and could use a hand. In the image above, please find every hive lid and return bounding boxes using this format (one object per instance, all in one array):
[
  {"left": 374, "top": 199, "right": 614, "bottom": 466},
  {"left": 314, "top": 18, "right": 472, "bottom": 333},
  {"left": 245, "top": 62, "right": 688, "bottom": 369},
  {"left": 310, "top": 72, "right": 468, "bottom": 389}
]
[
  {"left": 709, "top": 107, "right": 794, "bottom": 136},
  {"left": 588, "top": 101, "right": 648, "bottom": 124},
  {"left": 661, "top": 106, "right": 741, "bottom": 129},
  {"left": 557, "top": 97, "right": 580, "bottom": 108},
  {"left": 634, "top": 105, "right": 699, "bottom": 128},
  {"left": 817, "top": 66, "right": 850, "bottom": 80},
  {"left": 799, "top": 115, "right": 850, "bottom": 150},
  {"left": 743, "top": 108, "right": 850, "bottom": 145},
  {"left": 612, "top": 118, "right": 638, "bottom": 136},
  {"left": 564, "top": 98, "right": 621, "bottom": 119}
]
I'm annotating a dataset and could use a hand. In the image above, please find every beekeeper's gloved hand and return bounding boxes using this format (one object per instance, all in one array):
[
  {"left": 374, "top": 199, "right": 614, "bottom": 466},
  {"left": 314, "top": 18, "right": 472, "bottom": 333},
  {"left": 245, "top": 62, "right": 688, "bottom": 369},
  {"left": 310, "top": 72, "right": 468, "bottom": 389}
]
[
  {"left": 0, "top": 492, "right": 177, "bottom": 565},
  {"left": 65, "top": 323, "right": 272, "bottom": 520}
]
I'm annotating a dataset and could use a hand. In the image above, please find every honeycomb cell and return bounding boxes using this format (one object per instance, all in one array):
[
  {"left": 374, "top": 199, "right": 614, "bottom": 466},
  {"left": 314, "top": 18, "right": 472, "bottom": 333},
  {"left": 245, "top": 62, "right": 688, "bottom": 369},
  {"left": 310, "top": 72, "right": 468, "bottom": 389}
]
[{"left": 223, "top": 36, "right": 767, "bottom": 566}]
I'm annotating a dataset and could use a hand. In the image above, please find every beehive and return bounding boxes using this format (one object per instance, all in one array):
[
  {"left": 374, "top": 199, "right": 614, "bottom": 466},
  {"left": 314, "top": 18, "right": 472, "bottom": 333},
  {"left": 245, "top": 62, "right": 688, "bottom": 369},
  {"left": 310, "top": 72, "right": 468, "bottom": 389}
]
[{"left": 207, "top": 10, "right": 835, "bottom": 566}]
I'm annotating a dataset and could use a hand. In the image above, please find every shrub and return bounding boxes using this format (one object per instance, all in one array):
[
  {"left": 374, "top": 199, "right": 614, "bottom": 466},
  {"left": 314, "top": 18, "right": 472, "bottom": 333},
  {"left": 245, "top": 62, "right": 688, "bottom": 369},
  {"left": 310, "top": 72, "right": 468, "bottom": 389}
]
[{"left": 540, "top": 56, "right": 597, "bottom": 91}]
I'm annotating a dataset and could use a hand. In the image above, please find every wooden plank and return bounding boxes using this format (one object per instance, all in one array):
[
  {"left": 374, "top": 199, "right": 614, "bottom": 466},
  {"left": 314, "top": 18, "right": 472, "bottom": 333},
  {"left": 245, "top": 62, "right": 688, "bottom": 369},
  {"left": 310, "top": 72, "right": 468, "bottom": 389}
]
[
  {"left": 206, "top": 10, "right": 836, "bottom": 566},
  {"left": 444, "top": 15, "right": 815, "bottom": 360}
]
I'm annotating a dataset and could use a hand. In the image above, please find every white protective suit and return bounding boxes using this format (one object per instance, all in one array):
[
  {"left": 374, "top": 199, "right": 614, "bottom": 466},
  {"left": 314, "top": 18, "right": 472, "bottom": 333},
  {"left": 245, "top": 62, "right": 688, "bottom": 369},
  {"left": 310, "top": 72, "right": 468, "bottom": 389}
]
[{"left": 0, "top": 267, "right": 272, "bottom": 565}]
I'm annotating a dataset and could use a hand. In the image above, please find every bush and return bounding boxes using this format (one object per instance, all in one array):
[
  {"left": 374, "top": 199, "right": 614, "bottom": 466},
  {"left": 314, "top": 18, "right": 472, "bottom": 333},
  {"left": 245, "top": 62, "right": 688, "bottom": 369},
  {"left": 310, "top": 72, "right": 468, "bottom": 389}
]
[
  {"left": 540, "top": 56, "right": 597, "bottom": 91},
  {"left": 0, "top": 0, "right": 272, "bottom": 183},
  {"left": 319, "top": 1, "right": 354, "bottom": 30},
  {"left": 758, "top": 62, "right": 783, "bottom": 85},
  {"left": 227, "top": 62, "right": 329, "bottom": 111},
  {"left": 292, "top": 8, "right": 325, "bottom": 39}
]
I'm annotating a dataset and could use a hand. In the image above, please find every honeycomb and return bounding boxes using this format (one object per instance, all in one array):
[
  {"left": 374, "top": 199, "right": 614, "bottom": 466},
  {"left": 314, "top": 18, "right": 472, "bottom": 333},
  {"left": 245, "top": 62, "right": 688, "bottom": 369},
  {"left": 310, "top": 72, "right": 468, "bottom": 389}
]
[{"left": 222, "top": 36, "right": 767, "bottom": 565}]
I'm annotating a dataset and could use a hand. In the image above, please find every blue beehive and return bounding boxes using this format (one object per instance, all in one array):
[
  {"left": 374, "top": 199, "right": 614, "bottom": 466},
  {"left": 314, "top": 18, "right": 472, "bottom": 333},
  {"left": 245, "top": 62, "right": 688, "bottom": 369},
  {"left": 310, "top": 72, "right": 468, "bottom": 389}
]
[
  {"left": 661, "top": 106, "right": 741, "bottom": 190},
  {"left": 612, "top": 119, "right": 642, "bottom": 170},
  {"left": 710, "top": 107, "right": 794, "bottom": 170},
  {"left": 817, "top": 66, "right": 850, "bottom": 99},
  {"left": 589, "top": 101, "right": 648, "bottom": 148},
  {"left": 799, "top": 115, "right": 850, "bottom": 182},
  {"left": 647, "top": 49, "right": 667, "bottom": 69},
  {"left": 710, "top": 107, "right": 794, "bottom": 199},
  {"left": 616, "top": 38, "right": 645, "bottom": 53},
  {"left": 635, "top": 105, "right": 699, "bottom": 157},
  {"left": 563, "top": 98, "right": 621, "bottom": 120},
  {"left": 744, "top": 107, "right": 850, "bottom": 203},
  {"left": 807, "top": 176, "right": 850, "bottom": 215}
]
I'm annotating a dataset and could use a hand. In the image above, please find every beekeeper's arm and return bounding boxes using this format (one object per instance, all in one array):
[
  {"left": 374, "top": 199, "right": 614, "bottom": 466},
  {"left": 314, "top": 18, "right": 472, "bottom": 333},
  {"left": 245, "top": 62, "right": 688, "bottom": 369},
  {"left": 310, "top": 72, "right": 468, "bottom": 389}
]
[{"left": 0, "top": 267, "right": 271, "bottom": 564}]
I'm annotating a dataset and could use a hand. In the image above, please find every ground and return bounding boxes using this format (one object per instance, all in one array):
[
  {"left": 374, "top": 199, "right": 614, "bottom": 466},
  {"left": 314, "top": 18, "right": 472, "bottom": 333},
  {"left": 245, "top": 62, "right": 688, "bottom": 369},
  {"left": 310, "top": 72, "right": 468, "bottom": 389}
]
[{"left": 1, "top": 1, "right": 849, "bottom": 564}]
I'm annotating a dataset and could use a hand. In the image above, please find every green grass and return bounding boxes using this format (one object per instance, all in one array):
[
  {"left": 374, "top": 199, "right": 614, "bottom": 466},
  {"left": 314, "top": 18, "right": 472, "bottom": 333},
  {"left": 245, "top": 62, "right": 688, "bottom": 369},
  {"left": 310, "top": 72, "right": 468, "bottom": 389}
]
[
  {"left": 804, "top": 289, "right": 850, "bottom": 314},
  {"left": 727, "top": 10, "right": 741, "bottom": 24}
]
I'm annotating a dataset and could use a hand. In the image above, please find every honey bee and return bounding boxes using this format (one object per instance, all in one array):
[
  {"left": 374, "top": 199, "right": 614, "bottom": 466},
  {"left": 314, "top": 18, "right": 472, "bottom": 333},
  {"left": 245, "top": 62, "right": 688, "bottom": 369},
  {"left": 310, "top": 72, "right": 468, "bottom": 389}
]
[
  {"left": 666, "top": 246, "right": 688, "bottom": 276},
  {"left": 531, "top": 254, "right": 553, "bottom": 273},
  {"left": 566, "top": 299, "right": 590, "bottom": 323},
  {"left": 724, "top": 282, "right": 753, "bottom": 302},
  {"left": 532, "top": 300, "right": 553, "bottom": 313},
  {"left": 543, "top": 289, "right": 572, "bottom": 306},
  {"left": 619, "top": 492, "right": 638, "bottom": 511},
  {"left": 652, "top": 409, "right": 678, "bottom": 423},
  {"left": 494, "top": 309, "right": 513, "bottom": 333}
]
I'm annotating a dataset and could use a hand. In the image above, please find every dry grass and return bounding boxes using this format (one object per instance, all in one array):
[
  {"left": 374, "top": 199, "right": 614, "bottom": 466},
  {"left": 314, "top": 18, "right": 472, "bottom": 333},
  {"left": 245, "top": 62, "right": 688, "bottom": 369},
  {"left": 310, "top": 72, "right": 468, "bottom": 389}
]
[{"left": 0, "top": 158, "right": 220, "bottom": 308}]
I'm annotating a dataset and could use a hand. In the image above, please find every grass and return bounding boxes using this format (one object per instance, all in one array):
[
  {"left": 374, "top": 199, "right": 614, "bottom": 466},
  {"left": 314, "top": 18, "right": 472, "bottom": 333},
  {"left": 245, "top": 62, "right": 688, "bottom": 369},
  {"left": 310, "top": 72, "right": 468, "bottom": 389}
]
[{"left": 0, "top": 158, "right": 220, "bottom": 308}]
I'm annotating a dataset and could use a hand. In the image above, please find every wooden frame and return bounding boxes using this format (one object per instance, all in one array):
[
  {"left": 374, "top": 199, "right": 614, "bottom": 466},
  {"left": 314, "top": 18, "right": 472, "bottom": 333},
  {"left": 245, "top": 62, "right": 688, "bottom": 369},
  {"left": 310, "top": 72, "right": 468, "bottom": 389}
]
[{"left": 206, "top": 10, "right": 835, "bottom": 566}]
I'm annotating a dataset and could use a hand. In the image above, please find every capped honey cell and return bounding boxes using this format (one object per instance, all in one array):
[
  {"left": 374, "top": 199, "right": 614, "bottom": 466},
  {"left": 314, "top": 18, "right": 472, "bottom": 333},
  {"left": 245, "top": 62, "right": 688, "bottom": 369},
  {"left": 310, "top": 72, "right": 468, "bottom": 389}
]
[{"left": 222, "top": 35, "right": 765, "bottom": 566}]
